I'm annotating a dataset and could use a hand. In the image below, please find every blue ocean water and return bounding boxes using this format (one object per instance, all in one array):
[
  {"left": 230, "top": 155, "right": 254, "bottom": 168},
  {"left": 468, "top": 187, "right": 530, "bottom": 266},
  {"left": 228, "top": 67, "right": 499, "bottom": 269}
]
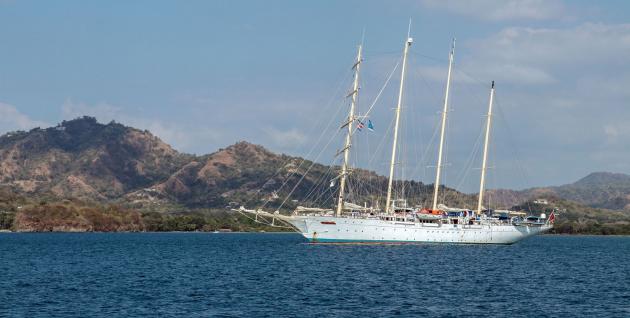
[{"left": 0, "top": 233, "right": 628, "bottom": 317}]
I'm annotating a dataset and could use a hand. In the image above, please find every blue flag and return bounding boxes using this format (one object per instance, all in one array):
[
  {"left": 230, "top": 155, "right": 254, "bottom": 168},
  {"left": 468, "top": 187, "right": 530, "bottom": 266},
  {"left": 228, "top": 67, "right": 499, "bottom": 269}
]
[{"left": 367, "top": 120, "right": 374, "bottom": 131}]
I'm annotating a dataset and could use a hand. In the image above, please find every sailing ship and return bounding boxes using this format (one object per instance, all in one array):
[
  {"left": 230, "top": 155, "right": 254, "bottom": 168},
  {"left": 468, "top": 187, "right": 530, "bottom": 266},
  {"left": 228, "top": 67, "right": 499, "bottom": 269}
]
[{"left": 235, "top": 32, "right": 554, "bottom": 244}]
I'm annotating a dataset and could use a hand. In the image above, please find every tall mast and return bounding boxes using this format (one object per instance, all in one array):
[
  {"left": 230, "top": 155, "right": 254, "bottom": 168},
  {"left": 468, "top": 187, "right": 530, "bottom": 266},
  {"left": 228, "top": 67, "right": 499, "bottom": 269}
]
[
  {"left": 477, "top": 81, "right": 495, "bottom": 215},
  {"left": 336, "top": 44, "right": 363, "bottom": 217},
  {"left": 432, "top": 38, "right": 455, "bottom": 211},
  {"left": 385, "top": 32, "right": 413, "bottom": 215}
]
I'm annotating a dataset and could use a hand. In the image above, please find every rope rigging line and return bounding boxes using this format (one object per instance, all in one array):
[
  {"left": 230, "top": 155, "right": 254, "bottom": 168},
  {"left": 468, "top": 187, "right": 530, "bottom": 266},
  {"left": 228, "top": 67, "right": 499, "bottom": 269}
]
[
  {"left": 446, "top": 118, "right": 485, "bottom": 205},
  {"left": 276, "top": 124, "right": 344, "bottom": 211},
  {"left": 259, "top": 110, "right": 344, "bottom": 211},
  {"left": 493, "top": 94, "right": 535, "bottom": 212},
  {"left": 355, "top": 58, "right": 401, "bottom": 129},
  {"left": 245, "top": 66, "right": 354, "bottom": 211},
  {"left": 300, "top": 56, "right": 405, "bottom": 211},
  {"left": 257, "top": 67, "right": 354, "bottom": 211}
]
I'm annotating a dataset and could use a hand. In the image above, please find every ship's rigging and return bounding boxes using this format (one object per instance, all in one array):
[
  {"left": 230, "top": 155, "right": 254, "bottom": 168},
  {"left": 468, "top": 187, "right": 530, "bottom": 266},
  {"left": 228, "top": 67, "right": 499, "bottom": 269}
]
[{"left": 232, "top": 27, "right": 554, "bottom": 243}]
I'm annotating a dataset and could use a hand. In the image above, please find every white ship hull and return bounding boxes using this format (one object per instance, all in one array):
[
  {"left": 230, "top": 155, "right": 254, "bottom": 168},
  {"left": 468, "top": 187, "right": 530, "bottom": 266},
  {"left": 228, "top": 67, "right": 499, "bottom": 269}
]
[{"left": 282, "top": 216, "right": 552, "bottom": 244}]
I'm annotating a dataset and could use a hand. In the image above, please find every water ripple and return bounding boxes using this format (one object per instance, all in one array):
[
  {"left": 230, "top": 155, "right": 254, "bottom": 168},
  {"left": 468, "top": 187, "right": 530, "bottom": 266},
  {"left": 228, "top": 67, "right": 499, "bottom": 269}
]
[{"left": 0, "top": 233, "right": 628, "bottom": 317}]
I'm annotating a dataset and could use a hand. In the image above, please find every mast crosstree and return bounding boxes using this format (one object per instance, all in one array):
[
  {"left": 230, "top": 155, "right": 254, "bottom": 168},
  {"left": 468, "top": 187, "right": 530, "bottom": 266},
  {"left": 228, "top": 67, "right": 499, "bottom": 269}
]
[{"left": 336, "top": 44, "right": 362, "bottom": 217}]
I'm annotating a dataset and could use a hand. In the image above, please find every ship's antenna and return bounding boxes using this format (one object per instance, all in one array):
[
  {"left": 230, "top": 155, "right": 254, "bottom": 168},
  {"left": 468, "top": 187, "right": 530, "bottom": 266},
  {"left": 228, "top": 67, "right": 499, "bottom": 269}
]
[
  {"left": 385, "top": 24, "right": 412, "bottom": 215},
  {"left": 432, "top": 38, "right": 455, "bottom": 211},
  {"left": 477, "top": 81, "right": 495, "bottom": 216},
  {"left": 361, "top": 26, "right": 366, "bottom": 46},
  {"left": 336, "top": 41, "right": 363, "bottom": 217}
]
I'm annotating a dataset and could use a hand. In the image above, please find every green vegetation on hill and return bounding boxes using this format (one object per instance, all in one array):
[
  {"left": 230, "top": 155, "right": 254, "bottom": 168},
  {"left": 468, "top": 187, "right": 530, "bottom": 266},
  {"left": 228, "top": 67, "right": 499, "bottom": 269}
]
[
  {"left": 512, "top": 198, "right": 630, "bottom": 235},
  {"left": 492, "top": 172, "right": 630, "bottom": 211},
  {"left": 0, "top": 211, "right": 14, "bottom": 230},
  {"left": 140, "top": 210, "right": 287, "bottom": 232},
  {"left": 0, "top": 194, "right": 284, "bottom": 232},
  {"left": 13, "top": 201, "right": 144, "bottom": 232}
]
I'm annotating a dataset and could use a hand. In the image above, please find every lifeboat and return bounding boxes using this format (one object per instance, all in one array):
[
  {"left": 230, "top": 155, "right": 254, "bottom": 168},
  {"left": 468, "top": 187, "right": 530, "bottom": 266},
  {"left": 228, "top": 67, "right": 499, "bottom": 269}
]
[{"left": 415, "top": 208, "right": 444, "bottom": 220}]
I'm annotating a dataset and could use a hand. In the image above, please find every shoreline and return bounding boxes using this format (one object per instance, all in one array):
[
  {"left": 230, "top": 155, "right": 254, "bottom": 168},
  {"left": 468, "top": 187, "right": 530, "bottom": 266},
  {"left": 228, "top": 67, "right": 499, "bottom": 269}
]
[{"left": 1, "top": 231, "right": 629, "bottom": 237}]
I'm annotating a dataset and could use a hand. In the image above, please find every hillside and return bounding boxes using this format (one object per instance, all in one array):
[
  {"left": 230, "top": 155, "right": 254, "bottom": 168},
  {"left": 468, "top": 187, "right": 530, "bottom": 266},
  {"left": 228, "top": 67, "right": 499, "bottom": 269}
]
[
  {"left": 489, "top": 172, "right": 630, "bottom": 211},
  {"left": 510, "top": 198, "right": 630, "bottom": 235},
  {"left": 0, "top": 117, "right": 475, "bottom": 212},
  {"left": 0, "top": 116, "right": 190, "bottom": 200},
  {"left": 127, "top": 141, "right": 475, "bottom": 212},
  {"left": 552, "top": 172, "right": 630, "bottom": 210},
  {"left": 0, "top": 117, "right": 628, "bottom": 234}
]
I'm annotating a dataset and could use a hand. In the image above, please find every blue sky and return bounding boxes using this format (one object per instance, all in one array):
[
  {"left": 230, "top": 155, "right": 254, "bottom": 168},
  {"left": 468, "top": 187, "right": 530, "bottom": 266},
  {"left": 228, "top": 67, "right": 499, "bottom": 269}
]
[{"left": 1, "top": 0, "right": 630, "bottom": 192}]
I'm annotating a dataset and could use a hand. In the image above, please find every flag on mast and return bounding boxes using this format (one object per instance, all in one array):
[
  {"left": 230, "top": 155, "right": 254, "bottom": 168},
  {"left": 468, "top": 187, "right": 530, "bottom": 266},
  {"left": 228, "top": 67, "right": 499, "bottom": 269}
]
[
  {"left": 357, "top": 120, "right": 365, "bottom": 131},
  {"left": 367, "top": 120, "right": 374, "bottom": 131},
  {"left": 547, "top": 211, "right": 555, "bottom": 224}
]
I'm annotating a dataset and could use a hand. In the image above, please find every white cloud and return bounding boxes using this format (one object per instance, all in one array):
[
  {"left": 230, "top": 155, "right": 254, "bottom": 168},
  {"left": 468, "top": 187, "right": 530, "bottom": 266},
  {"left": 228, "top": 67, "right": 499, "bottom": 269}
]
[
  {"left": 262, "top": 127, "right": 307, "bottom": 150},
  {"left": 473, "top": 23, "right": 630, "bottom": 66},
  {"left": 0, "top": 102, "right": 48, "bottom": 133},
  {"left": 420, "top": 0, "right": 567, "bottom": 21},
  {"left": 603, "top": 123, "right": 630, "bottom": 145},
  {"left": 456, "top": 23, "right": 630, "bottom": 85}
]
